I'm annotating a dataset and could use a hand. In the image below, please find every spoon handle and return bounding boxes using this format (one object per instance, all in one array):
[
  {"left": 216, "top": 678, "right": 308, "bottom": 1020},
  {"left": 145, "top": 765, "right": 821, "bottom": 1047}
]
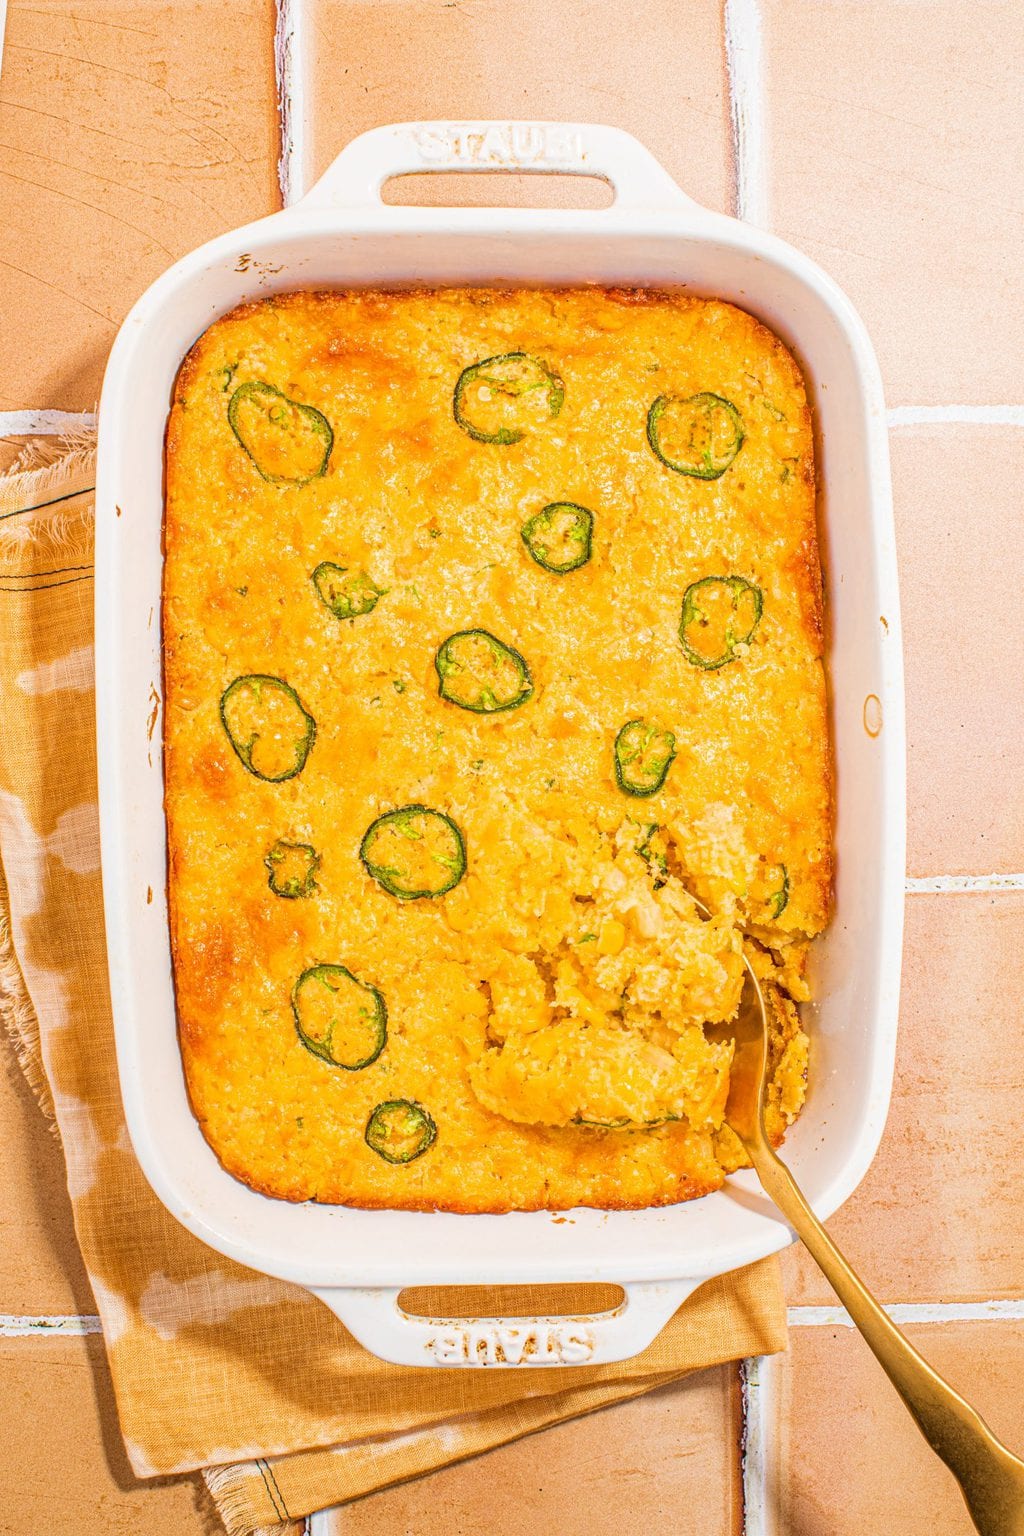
[{"left": 753, "top": 1142, "right": 1024, "bottom": 1534}]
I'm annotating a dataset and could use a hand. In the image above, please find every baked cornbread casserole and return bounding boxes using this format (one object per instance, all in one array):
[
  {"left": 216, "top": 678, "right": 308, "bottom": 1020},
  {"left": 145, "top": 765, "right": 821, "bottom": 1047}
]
[{"left": 164, "top": 287, "right": 832, "bottom": 1212}]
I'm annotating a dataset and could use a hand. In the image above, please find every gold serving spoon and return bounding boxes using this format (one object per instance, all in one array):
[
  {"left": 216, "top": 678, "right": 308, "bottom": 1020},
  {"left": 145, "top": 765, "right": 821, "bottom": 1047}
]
[{"left": 727, "top": 957, "right": 1024, "bottom": 1534}]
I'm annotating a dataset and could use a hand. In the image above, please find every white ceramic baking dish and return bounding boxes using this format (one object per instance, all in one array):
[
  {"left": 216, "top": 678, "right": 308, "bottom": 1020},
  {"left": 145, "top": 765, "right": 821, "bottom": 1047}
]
[{"left": 96, "top": 121, "right": 904, "bottom": 1369}]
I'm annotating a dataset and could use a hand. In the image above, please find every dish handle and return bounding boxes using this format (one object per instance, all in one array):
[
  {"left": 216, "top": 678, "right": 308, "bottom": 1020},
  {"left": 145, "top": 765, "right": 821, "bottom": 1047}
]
[
  {"left": 299, "top": 120, "right": 698, "bottom": 214},
  {"left": 311, "top": 1278, "right": 701, "bottom": 1368}
]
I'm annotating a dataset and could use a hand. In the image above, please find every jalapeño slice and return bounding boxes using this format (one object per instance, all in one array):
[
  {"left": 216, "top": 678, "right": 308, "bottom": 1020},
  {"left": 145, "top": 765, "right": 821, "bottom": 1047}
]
[
  {"left": 264, "top": 839, "right": 320, "bottom": 898},
  {"left": 220, "top": 675, "right": 315, "bottom": 781},
  {"left": 646, "top": 392, "right": 744, "bottom": 480},
  {"left": 614, "top": 720, "right": 677, "bottom": 798},
  {"left": 635, "top": 822, "right": 669, "bottom": 888},
  {"left": 434, "top": 629, "right": 533, "bottom": 713},
  {"left": 228, "top": 381, "right": 333, "bottom": 485},
  {"left": 292, "top": 963, "right": 387, "bottom": 1070},
  {"left": 453, "top": 352, "right": 564, "bottom": 444},
  {"left": 749, "top": 857, "right": 789, "bottom": 919},
  {"left": 360, "top": 805, "right": 466, "bottom": 900},
  {"left": 758, "top": 861, "right": 790, "bottom": 920},
  {"left": 311, "top": 561, "right": 383, "bottom": 620},
  {"left": 679, "top": 575, "right": 763, "bottom": 670},
  {"left": 365, "top": 1099, "right": 437, "bottom": 1164},
  {"left": 573, "top": 1115, "right": 632, "bottom": 1130},
  {"left": 521, "top": 502, "right": 594, "bottom": 573},
  {"left": 769, "top": 864, "right": 790, "bottom": 919}
]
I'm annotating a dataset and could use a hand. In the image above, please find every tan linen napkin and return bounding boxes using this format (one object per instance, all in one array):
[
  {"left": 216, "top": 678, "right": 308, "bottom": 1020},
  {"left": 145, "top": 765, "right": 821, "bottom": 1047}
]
[{"left": 0, "top": 436, "right": 786, "bottom": 1534}]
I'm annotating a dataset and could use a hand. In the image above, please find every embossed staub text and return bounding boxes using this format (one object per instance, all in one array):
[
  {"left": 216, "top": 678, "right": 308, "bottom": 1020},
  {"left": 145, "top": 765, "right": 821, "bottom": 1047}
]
[
  {"left": 426, "top": 1321, "right": 596, "bottom": 1366},
  {"left": 411, "top": 124, "right": 585, "bottom": 170}
]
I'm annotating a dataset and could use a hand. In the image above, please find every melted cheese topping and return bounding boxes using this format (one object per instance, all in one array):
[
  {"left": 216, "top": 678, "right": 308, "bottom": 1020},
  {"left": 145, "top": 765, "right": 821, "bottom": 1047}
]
[{"left": 164, "top": 287, "right": 832, "bottom": 1212}]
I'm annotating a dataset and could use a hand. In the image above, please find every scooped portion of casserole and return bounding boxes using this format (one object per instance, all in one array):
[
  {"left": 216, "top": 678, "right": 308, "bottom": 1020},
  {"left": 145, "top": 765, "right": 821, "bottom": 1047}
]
[{"left": 164, "top": 287, "right": 831, "bottom": 1212}]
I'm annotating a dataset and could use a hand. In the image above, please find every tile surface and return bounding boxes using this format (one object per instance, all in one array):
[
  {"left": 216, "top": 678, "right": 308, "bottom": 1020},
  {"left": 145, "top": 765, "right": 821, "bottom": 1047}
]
[
  {"left": 0, "top": 0, "right": 280, "bottom": 411},
  {"left": 894, "top": 426, "right": 1024, "bottom": 876},
  {"left": 782, "top": 892, "right": 1024, "bottom": 1305},
  {"left": 0, "top": 1049, "right": 93, "bottom": 1315},
  {"left": 772, "top": 1322, "right": 1024, "bottom": 1534},
  {"left": 307, "top": 0, "right": 731, "bottom": 212},
  {"left": 323, "top": 1367, "right": 742, "bottom": 1536},
  {"left": 0, "top": 1334, "right": 217, "bottom": 1534},
  {"left": 762, "top": 0, "right": 1024, "bottom": 404}
]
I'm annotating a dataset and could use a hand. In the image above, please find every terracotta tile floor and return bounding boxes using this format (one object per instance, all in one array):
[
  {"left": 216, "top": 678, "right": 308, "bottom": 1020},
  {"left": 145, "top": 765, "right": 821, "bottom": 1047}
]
[
  {"left": 769, "top": 1322, "right": 1024, "bottom": 1535},
  {"left": 329, "top": 1368, "right": 743, "bottom": 1536},
  {"left": 2, "top": 1, "right": 1022, "bottom": 1533},
  {"left": 895, "top": 425, "right": 1024, "bottom": 876},
  {"left": 761, "top": 0, "right": 1024, "bottom": 406},
  {"left": 0, "top": 0, "right": 279, "bottom": 410},
  {"left": 306, "top": 0, "right": 732, "bottom": 211},
  {"left": 0, "top": 1333, "right": 224, "bottom": 1534}
]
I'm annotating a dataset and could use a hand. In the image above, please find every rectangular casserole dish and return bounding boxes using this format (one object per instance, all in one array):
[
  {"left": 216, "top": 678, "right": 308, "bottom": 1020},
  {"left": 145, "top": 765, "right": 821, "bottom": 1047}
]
[{"left": 96, "top": 120, "right": 905, "bottom": 1369}]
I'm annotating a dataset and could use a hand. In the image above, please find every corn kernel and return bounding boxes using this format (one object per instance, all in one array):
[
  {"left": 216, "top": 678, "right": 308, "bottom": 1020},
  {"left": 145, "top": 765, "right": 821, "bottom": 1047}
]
[{"left": 598, "top": 918, "right": 626, "bottom": 955}]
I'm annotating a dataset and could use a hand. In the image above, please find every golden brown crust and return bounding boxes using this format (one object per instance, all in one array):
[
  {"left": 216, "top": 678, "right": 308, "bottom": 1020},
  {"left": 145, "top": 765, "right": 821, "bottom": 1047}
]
[
  {"left": 212, "top": 1157, "right": 722, "bottom": 1215},
  {"left": 164, "top": 286, "right": 831, "bottom": 1213}
]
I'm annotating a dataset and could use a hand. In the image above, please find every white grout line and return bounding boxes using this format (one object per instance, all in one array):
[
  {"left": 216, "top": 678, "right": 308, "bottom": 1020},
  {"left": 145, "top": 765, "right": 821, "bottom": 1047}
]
[
  {"left": 740, "top": 1356, "right": 776, "bottom": 1536},
  {"left": 2, "top": 1301, "right": 1018, "bottom": 1339},
  {"left": 7, "top": 405, "right": 1024, "bottom": 440},
  {"left": 888, "top": 405, "right": 1024, "bottom": 428},
  {"left": 905, "top": 873, "right": 1024, "bottom": 894},
  {"left": 724, "top": 0, "right": 769, "bottom": 228},
  {"left": 0, "top": 1314, "right": 102, "bottom": 1336},
  {"left": 0, "top": 409, "right": 97, "bottom": 437},
  {"left": 790, "top": 1300, "right": 1024, "bottom": 1327},
  {"left": 274, "top": 0, "right": 309, "bottom": 206}
]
